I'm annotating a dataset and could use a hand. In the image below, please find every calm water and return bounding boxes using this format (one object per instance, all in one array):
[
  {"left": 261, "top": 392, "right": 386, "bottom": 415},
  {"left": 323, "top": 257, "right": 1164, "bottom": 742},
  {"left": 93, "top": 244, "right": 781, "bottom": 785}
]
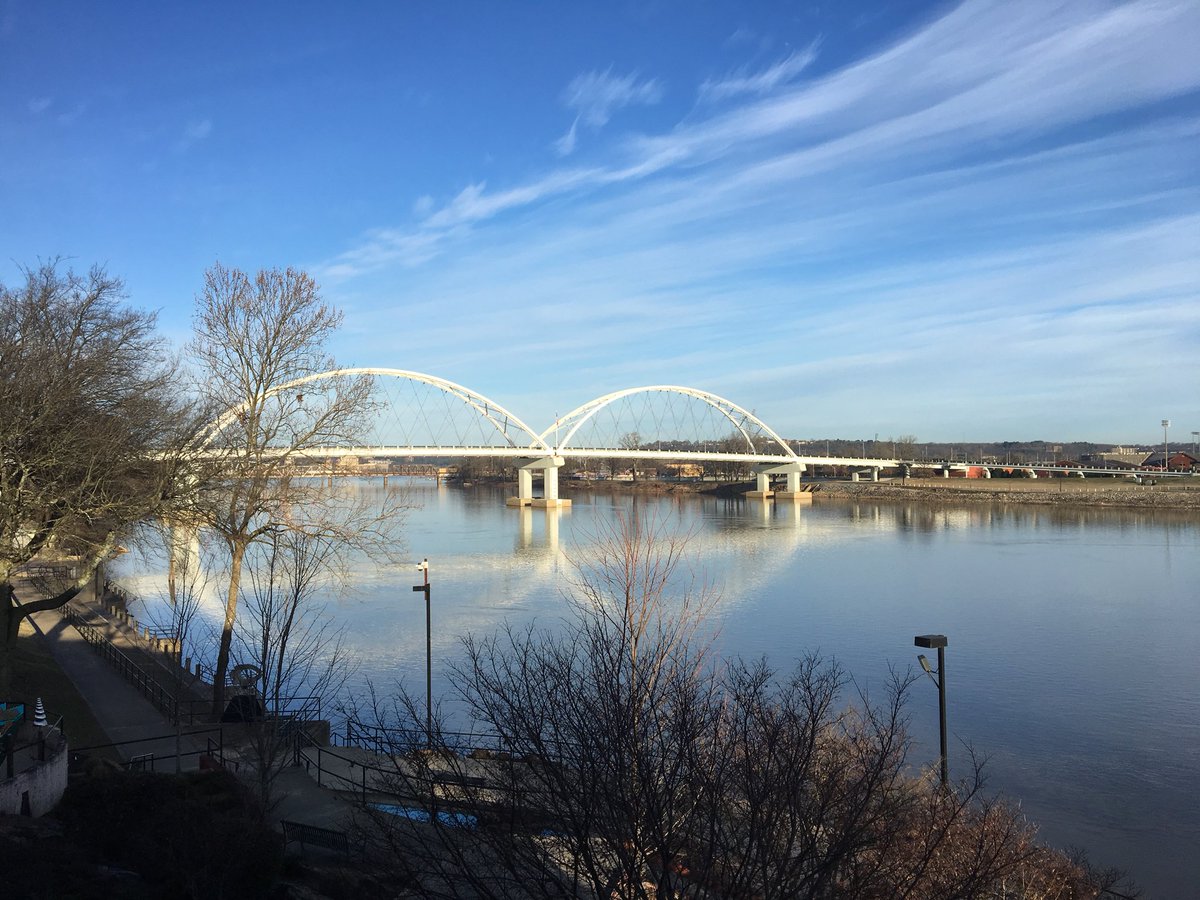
[{"left": 118, "top": 479, "right": 1200, "bottom": 897}]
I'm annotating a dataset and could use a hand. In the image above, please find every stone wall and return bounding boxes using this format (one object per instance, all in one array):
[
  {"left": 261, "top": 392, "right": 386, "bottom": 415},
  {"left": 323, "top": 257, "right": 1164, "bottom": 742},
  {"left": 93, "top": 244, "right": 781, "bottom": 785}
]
[{"left": 0, "top": 726, "right": 68, "bottom": 817}]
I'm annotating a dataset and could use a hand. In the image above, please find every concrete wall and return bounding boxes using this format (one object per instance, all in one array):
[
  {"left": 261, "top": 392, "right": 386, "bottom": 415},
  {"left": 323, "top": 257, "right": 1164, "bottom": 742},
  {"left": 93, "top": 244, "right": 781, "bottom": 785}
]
[{"left": 0, "top": 727, "right": 68, "bottom": 817}]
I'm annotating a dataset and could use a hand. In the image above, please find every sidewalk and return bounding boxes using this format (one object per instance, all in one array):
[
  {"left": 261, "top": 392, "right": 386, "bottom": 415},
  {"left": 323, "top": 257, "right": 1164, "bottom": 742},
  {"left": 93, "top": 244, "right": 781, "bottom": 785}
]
[
  {"left": 26, "top": 603, "right": 210, "bottom": 768},
  {"left": 20, "top": 578, "right": 361, "bottom": 834}
]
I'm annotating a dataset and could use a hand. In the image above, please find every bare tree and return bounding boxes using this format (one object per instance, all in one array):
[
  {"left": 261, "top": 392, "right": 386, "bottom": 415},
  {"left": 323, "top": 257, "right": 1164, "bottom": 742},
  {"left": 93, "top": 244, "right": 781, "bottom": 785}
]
[
  {"left": 140, "top": 527, "right": 214, "bottom": 770},
  {"left": 619, "top": 431, "right": 642, "bottom": 482},
  {"left": 0, "top": 262, "right": 190, "bottom": 695},
  {"left": 353, "top": 513, "right": 1126, "bottom": 899},
  {"left": 231, "top": 527, "right": 357, "bottom": 806},
  {"left": 187, "top": 262, "right": 383, "bottom": 717}
]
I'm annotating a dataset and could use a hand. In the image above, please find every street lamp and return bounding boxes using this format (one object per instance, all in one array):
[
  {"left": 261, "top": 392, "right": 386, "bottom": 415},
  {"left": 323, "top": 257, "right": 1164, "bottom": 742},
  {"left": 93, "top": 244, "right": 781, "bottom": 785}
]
[
  {"left": 1192, "top": 430, "right": 1199, "bottom": 459},
  {"left": 914, "top": 634, "right": 949, "bottom": 787},
  {"left": 413, "top": 558, "right": 432, "bottom": 745},
  {"left": 1161, "top": 419, "right": 1170, "bottom": 472}
]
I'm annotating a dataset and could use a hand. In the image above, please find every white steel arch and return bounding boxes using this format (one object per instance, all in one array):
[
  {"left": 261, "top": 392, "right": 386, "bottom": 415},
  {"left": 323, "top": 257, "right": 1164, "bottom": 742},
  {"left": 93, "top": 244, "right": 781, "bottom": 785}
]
[
  {"left": 541, "top": 385, "right": 797, "bottom": 458},
  {"left": 202, "top": 367, "right": 551, "bottom": 453}
]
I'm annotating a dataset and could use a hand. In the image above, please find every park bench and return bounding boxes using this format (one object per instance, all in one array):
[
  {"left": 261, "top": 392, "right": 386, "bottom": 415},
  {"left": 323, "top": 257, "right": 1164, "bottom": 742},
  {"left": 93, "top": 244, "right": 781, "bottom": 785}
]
[{"left": 281, "top": 819, "right": 350, "bottom": 857}]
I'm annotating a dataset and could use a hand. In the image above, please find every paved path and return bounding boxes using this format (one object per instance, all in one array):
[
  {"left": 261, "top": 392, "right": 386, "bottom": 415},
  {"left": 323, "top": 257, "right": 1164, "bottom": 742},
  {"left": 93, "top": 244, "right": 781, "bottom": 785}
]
[
  {"left": 27, "top": 605, "right": 210, "bottom": 769},
  {"left": 22, "top": 579, "right": 363, "bottom": 836}
]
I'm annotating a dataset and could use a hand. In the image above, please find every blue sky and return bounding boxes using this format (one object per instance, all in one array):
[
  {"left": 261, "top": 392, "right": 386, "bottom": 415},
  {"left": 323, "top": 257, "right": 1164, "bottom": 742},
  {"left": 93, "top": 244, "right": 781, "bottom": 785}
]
[{"left": 3, "top": 0, "right": 1198, "bottom": 443}]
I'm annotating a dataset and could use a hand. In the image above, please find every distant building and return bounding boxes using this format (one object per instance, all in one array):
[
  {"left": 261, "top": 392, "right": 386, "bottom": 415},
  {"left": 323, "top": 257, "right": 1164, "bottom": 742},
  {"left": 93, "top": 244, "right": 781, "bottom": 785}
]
[
  {"left": 1140, "top": 451, "right": 1198, "bottom": 472},
  {"left": 1090, "top": 451, "right": 1148, "bottom": 466}
]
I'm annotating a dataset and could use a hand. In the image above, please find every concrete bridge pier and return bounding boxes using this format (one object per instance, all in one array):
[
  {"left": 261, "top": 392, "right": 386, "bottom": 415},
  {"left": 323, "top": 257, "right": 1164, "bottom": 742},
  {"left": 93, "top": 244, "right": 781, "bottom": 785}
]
[
  {"left": 507, "top": 456, "right": 572, "bottom": 508},
  {"left": 166, "top": 521, "right": 201, "bottom": 595},
  {"left": 751, "top": 462, "right": 811, "bottom": 502}
]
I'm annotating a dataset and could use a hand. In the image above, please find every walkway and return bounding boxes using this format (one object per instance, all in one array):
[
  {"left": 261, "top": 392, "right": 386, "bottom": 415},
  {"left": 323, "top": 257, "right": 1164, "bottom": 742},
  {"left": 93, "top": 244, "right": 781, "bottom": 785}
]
[{"left": 19, "top": 577, "right": 358, "bottom": 835}]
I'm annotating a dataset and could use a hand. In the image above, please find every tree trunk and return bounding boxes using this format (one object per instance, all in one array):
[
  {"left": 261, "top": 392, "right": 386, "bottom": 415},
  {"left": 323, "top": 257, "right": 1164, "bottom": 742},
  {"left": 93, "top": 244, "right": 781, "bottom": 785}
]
[
  {"left": 1, "top": 583, "right": 18, "bottom": 698},
  {"left": 211, "top": 539, "right": 247, "bottom": 719}
]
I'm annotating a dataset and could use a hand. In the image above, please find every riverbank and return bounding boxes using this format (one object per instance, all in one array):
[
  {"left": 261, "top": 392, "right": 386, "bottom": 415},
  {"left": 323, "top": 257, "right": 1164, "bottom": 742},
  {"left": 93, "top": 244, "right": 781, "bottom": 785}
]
[
  {"left": 810, "top": 477, "right": 1200, "bottom": 510},
  {"left": 553, "top": 475, "right": 1200, "bottom": 511}
]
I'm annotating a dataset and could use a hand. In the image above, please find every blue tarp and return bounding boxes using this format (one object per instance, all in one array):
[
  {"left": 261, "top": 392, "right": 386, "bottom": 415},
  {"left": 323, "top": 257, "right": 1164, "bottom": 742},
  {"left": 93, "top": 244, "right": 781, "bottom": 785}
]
[{"left": 371, "top": 803, "right": 477, "bottom": 829}]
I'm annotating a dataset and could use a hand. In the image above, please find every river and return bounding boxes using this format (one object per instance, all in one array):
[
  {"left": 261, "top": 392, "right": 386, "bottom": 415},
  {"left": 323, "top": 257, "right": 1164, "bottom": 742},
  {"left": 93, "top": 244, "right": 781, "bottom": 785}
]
[{"left": 116, "top": 478, "right": 1200, "bottom": 897}]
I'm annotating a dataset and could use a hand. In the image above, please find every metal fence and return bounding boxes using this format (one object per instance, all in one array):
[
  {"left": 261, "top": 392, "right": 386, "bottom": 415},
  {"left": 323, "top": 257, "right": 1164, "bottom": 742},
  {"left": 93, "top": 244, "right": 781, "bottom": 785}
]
[
  {"left": 70, "top": 726, "right": 226, "bottom": 773},
  {"left": 59, "top": 604, "right": 211, "bottom": 725}
]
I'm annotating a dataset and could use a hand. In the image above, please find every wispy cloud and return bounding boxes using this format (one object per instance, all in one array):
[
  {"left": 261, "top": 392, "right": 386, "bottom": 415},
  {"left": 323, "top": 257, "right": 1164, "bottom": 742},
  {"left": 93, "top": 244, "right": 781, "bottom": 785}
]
[
  {"left": 699, "top": 45, "right": 820, "bottom": 102},
  {"left": 327, "top": 0, "right": 1199, "bottom": 282},
  {"left": 323, "top": 0, "right": 1199, "bottom": 438},
  {"left": 562, "top": 68, "right": 662, "bottom": 128},
  {"left": 553, "top": 68, "right": 663, "bottom": 156},
  {"left": 55, "top": 102, "right": 85, "bottom": 125},
  {"left": 554, "top": 117, "right": 579, "bottom": 157},
  {"left": 177, "top": 117, "right": 212, "bottom": 151},
  {"left": 28, "top": 97, "right": 52, "bottom": 114}
]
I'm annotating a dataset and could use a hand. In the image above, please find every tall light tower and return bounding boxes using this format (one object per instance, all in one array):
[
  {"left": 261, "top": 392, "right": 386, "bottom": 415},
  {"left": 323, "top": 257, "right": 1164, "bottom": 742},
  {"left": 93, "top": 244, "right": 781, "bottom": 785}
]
[
  {"left": 1192, "top": 430, "right": 1198, "bottom": 459},
  {"left": 1161, "top": 419, "right": 1171, "bottom": 472}
]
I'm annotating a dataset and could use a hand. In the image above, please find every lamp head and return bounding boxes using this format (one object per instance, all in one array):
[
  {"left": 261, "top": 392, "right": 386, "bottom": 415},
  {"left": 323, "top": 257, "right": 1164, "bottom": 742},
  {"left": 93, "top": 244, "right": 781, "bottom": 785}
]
[
  {"left": 415, "top": 559, "right": 429, "bottom": 572},
  {"left": 914, "top": 634, "right": 948, "bottom": 649},
  {"left": 918, "top": 654, "right": 934, "bottom": 675}
]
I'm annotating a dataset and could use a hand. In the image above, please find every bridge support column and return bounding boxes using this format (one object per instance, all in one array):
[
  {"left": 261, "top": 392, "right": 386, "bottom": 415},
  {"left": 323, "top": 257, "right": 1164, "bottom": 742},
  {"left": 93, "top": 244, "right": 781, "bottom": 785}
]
[
  {"left": 532, "top": 464, "right": 571, "bottom": 508},
  {"left": 871, "top": 467, "right": 880, "bottom": 483},
  {"left": 746, "top": 470, "right": 773, "bottom": 499},
  {"left": 507, "top": 468, "right": 534, "bottom": 507},
  {"left": 754, "top": 462, "right": 812, "bottom": 502},
  {"left": 166, "top": 521, "right": 201, "bottom": 597},
  {"left": 508, "top": 456, "right": 572, "bottom": 508}
]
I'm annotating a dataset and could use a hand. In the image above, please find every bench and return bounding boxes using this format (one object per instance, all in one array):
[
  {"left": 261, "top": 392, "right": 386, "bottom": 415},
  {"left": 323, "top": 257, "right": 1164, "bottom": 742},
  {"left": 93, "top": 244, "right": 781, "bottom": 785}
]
[{"left": 281, "top": 819, "right": 350, "bottom": 857}]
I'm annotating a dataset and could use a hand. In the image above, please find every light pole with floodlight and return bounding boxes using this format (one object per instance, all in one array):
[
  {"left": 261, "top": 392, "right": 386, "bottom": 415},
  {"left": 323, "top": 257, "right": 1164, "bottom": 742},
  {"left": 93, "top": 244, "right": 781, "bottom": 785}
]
[
  {"left": 1162, "top": 420, "right": 1170, "bottom": 472},
  {"left": 413, "top": 558, "right": 432, "bottom": 745},
  {"left": 914, "top": 634, "right": 949, "bottom": 787}
]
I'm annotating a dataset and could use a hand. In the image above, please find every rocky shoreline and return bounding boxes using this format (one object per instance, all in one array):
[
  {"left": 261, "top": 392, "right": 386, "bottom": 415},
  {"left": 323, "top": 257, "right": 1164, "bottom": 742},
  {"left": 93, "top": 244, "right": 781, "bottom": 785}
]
[{"left": 809, "top": 479, "right": 1200, "bottom": 510}]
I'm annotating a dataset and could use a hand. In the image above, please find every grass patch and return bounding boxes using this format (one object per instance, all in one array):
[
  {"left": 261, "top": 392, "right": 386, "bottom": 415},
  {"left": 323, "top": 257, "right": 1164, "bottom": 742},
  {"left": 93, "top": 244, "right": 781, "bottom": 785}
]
[{"left": 9, "top": 617, "right": 114, "bottom": 755}]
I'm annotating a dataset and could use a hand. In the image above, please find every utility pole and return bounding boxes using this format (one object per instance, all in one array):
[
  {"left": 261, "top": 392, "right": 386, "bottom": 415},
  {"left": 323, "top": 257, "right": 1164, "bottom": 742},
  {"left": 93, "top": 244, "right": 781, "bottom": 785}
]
[{"left": 1162, "top": 420, "right": 1171, "bottom": 472}]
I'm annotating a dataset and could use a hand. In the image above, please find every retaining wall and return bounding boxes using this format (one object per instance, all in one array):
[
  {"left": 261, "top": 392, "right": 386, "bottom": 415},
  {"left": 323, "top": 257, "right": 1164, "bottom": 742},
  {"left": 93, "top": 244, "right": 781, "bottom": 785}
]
[{"left": 0, "top": 726, "right": 68, "bottom": 817}]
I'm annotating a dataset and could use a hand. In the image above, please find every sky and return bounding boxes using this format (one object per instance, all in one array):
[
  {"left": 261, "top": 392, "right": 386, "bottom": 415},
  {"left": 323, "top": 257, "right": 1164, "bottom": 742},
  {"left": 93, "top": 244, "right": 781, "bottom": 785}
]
[{"left": 2, "top": 0, "right": 1198, "bottom": 444}]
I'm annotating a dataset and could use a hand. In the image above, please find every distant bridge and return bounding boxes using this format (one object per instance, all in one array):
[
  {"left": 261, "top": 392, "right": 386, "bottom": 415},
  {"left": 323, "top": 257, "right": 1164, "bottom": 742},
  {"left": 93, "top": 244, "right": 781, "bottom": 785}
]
[{"left": 202, "top": 368, "right": 1152, "bottom": 507}]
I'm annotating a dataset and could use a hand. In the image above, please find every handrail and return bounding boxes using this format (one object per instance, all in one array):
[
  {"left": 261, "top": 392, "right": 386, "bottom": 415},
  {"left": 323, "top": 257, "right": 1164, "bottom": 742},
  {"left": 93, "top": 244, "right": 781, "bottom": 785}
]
[{"left": 59, "top": 604, "right": 190, "bottom": 723}]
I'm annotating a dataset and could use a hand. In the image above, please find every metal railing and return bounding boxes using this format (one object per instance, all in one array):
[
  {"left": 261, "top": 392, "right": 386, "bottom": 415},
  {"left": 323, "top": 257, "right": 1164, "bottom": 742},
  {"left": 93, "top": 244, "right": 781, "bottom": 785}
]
[
  {"left": 71, "top": 726, "right": 225, "bottom": 772},
  {"left": 59, "top": 604, "right": 210, "bottom": 725}
]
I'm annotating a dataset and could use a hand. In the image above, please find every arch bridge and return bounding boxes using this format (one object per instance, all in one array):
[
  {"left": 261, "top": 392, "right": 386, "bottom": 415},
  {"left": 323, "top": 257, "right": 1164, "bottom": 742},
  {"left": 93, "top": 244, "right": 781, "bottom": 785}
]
[{"left": 203, "top": 368, "right": 903, "bottom": 506}]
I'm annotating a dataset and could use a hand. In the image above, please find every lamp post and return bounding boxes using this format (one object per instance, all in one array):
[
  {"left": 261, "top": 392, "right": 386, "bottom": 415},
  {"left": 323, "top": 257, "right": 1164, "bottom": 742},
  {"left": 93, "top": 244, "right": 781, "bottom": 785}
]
[
  {"left": 413, "top": 558, "right": 432, "bottom": 745},
  {"left": 1161, "top": 419, "right": 1170, "bottom": 472},
  {"left": 914, "top": 634, "right": 949, "bottom": 787},
  {"left": 1192, "top": 430, "right": 1199, "bottom": 459}
]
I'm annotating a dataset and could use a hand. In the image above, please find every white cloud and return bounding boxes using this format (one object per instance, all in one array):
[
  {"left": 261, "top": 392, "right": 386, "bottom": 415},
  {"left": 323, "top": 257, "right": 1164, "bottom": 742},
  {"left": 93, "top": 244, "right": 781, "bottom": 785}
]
[
  {"left": 323, "top": 1, "right": 1199, "bottom": 438},
  {"left": 699, "top": 45, "right": 820, "bottom": 102},
  {"left": 55, "top": 103, "right": 85, "bottom": 125},
  {"left": 27, "top": 97, "right": 52, "bottom": 114},
  {"left": 177, "top": 118, "right": 213, "bottom": 151},
  {"left": 561, "top": 68, "right": 663, "bottom": 128},
  {"left": 554, "top": 117, "right": 579, "bottom": 157},
  {"left": 327, "top": 0, "right": 1200, "bottom": 283},
  {"left": 184, "top": 118, "right": 212, "bottom": 141}
]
